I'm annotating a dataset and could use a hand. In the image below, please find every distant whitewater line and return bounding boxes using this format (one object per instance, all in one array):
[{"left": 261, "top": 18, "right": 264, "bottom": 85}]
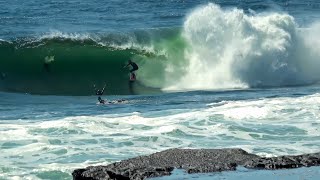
[{"left": 0, "top": 3, "right": 320, "bottom": 95}]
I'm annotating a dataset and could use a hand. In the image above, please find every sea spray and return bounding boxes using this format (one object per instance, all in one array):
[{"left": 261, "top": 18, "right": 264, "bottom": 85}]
[{"left": 163, "top": 4, "right": 320, "bottom": 91}]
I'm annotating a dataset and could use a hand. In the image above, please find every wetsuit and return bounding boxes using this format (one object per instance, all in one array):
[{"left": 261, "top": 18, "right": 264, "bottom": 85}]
[
  {"left": 98, "top": 97, "right": 106, "bottom": 104},
  {"left": 129, "top": 62, "right": 139, "bottom": 73}
]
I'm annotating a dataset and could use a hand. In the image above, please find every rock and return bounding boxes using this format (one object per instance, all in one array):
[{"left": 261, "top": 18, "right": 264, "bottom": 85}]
[
  {"left": 72, "top": 148, "right": 320, "bottom": 180},
  {"left": 244, "top": 152, "right": 320, "bottom": 170},
  {"left": 72, "top": 148, "right": 258, "bottom": 180}
]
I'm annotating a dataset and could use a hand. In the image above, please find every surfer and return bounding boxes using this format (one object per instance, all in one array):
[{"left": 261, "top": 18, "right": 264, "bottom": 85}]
[
  {"left": 124, "top": 59, "right": 139, "bottom": 74},
  {"left": 124, "top": 59, "right": 139, "bottom": 81},
  {"left": 98, "top": 97, "right": 106, "bottom": 104},
  {"left": 93, "top": 83, "right": 107, "bottom": 104},
  {"left": 124, "top": 59, "right": 139, "bottom": 73},
  {"left": 43, "top": 56, "right": 55, "bottom": 72},
  {"left": 94, "top": 83, "right": 127, "bottom": 105},
  {"left": 98, "top": 97, "right": 127, "bottom": 105}
]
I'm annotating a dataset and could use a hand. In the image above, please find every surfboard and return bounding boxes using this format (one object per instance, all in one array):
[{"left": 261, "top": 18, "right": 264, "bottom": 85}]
[{"left": 129, "top": 72, "right": 136, "bottom": 81}]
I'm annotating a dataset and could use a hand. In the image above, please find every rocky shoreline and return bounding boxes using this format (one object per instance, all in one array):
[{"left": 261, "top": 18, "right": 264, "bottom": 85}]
[{"left": 72, "top": 148, "right": 320, "bottom": 180}]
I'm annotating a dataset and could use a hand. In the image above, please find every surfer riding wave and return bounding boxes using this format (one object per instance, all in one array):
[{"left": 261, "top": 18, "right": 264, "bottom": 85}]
[{"left": 124, "top": 59, "right": 138, "bottom": 81}]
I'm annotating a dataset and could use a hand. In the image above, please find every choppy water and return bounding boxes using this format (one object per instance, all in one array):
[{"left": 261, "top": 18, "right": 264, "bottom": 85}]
[
  {"left": 1, "top": 0, "right": 320, "bottom": 179},
  {"left": 1, "top": 85, "right": 320, "bottom": 179}
]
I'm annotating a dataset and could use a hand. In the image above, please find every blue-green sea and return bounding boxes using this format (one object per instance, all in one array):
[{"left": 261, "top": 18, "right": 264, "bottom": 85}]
[{"left": 1, "top": 0, "right": 320, "bottom": 179}]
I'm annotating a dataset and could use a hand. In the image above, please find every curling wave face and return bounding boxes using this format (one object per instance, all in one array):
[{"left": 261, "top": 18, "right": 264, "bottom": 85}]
[
  {"left": 0, "top": 29, "right": 184, "bottom": 95},
  {"left": 0, "top": 4, "right": 320, "bottom": 95}
]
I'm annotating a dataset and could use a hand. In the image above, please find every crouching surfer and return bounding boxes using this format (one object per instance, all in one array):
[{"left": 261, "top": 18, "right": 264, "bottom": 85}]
[{"left": 124, "top": 59, "right": 138, "bottom": 81}]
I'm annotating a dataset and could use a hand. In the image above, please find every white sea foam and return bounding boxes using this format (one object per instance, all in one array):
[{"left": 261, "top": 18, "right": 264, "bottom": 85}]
[
  {"left": 38, "top": 30, "right": 157, "bottom": 54},
  {"left": 1, "top": 93, "right": 320, "bottom": 178},
  {"left": 40, "top": 30, "right": 93, "bottom": 41},
  {"left": 163, "top": 4, "right": 320, "bottom": 91}
]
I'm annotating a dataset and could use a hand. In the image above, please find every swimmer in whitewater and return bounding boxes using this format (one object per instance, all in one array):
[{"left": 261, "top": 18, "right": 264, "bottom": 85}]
[{"left": 93, "top": 83, "right": 107, "bottom": 104}]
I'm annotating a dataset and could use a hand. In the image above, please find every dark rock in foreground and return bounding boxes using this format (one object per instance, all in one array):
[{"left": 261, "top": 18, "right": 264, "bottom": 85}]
[
  {"left": 245, "top": 152, "right": 320, "bottom": 169},
  {"left": 72, "top": 148, "right": 320, "bottom": 180}
]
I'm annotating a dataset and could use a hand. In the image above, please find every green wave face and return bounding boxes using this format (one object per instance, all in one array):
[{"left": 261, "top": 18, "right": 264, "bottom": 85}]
[
  {"left": 0, "top": 29, "right": 187, "bottom": 95},
  {"left": 2, "top": 4, "right": 320, "bottom": 95}
]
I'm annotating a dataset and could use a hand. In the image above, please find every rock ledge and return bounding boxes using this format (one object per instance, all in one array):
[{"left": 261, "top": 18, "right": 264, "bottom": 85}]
[{"left": 72, "top": 148, "right": 320, "bottom": 180}]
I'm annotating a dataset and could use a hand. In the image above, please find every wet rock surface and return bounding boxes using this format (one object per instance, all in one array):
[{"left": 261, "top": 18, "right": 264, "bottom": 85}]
[
  {"left": 244, "top": 152, "right": 320, "bottom": 169},
  {"left": 72, "top": 148, "right": 320, "bottom": 180}
]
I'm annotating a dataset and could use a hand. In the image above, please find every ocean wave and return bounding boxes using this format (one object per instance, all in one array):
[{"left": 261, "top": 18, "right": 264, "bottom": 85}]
[
  {"left": 1, "top": 4, "right": 320, "bottom": 95},
  {"left": 0, "top": 29, "right": 180, "bottom": 95}
]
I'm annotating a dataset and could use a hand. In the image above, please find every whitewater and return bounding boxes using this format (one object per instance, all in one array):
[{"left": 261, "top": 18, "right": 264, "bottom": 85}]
[
  {"left": 1, "top": 0, "right": 320, "bottom": 179},
  {"left": 170, "top": 4, "right": 320, "bottom": 90}
]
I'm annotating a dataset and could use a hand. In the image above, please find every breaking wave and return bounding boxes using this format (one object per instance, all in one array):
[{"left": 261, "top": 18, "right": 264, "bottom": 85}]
[{"left": 0, "top": 4, "right": 320, "bottom": 95}]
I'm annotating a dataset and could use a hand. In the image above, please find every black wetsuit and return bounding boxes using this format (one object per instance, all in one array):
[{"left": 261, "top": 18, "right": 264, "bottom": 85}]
[
  {"left": 98, "top": 98, "right": 106, "bottom": 104},
  {"left": 129, "top": 62, "right": 139, "bottom": 73}
]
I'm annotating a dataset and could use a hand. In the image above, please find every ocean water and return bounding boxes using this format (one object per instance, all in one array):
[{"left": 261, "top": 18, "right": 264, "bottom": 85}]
[
  {"left": 1, "top": 0, "right": 320, "bottom": 179},
  {"left": 154, "top": 166, "right": 320, "bottom": 180}
]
